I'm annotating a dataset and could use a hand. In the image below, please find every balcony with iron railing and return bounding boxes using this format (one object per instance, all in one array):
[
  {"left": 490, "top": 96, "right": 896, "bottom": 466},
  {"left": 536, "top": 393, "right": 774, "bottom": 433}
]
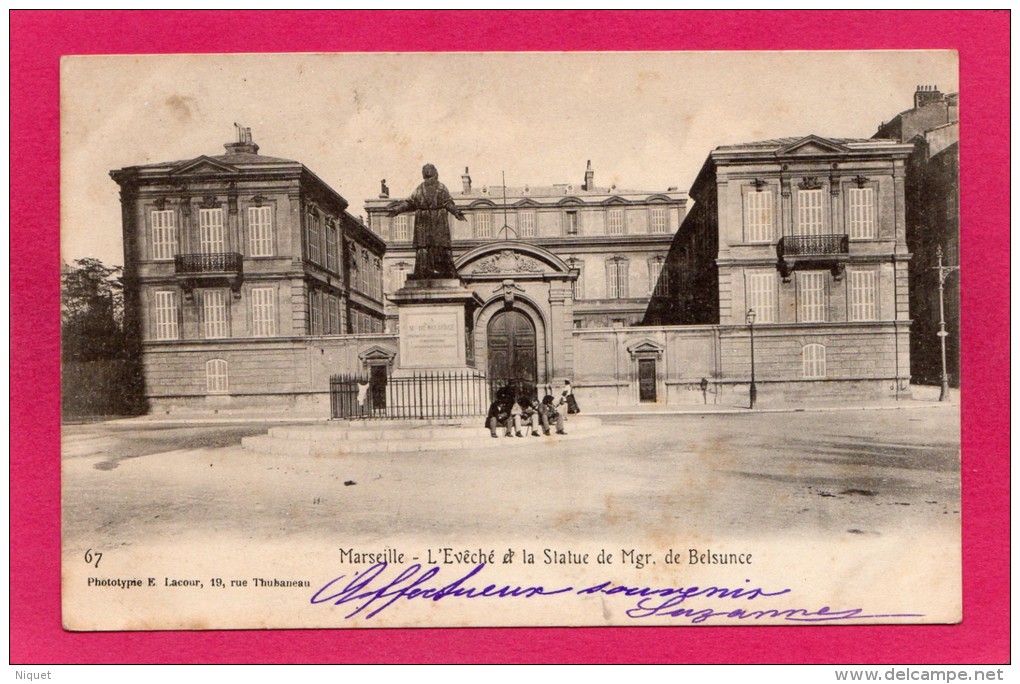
[
  {"left": 174, "top": 252, "right": 243, "bottom": 275},
  {"left": 174, "top": 252, "right": 244, "bottom": 299},
  {"left": 776, "top": 234, "right": 849, "bottom": 281}
]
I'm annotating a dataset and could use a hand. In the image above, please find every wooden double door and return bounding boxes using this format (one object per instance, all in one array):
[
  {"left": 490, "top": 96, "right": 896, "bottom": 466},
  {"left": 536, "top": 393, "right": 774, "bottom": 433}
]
[{"left": 487, "top": 310, "right": 538, "bottom": 398}]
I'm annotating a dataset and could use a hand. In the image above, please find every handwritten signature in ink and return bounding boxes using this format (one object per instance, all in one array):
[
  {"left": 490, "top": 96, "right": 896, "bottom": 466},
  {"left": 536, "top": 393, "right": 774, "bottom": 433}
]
[{"left": 310, "top": 563, "right": 924, "bottom": 623}]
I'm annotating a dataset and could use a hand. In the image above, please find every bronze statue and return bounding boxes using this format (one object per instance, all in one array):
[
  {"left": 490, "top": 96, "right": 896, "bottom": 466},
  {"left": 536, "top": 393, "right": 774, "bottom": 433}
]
[{"left": 387, "top": 163, "right": 466, "bottom": 281}]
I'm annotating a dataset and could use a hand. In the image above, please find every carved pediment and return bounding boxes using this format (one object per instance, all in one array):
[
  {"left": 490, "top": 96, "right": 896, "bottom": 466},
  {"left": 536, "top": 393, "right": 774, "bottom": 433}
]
[
  {"left": 465, "top": 250, "right": 546, "bottom": 275},
  {"left": 777, "top": 136, "right": 850, "bottom": 157},
  {"left": 170, "top": 156, "right": 240, "bottom": 176},
  {"left": 626, "top": 338, "right": 665, "bottom": 359},
  {"left": 358, "top": 345, "right": 397, "bottom": 366}
]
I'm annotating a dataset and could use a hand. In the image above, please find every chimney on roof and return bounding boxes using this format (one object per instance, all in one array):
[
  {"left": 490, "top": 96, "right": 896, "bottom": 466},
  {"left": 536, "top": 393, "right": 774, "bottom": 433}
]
[
  {"left": 379, "top": 179, "right": 389, "bottom": 198},
  {"left": 225, "top": 123, "right": 259, "bottom": 155},
  {"left": 461, "top": 167, "right": 472, "bottom": 194},
  {"left": 914, "top": 84, "right": 944, "bottom": 110},
  {"left": 583, "top": 160, "right": 594, "bottom": 192}
]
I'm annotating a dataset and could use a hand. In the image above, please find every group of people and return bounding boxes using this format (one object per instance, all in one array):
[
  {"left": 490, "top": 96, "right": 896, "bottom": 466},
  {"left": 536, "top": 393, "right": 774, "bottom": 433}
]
[{"left": 485, "top": 381, "right": 580, "bottom": 439}]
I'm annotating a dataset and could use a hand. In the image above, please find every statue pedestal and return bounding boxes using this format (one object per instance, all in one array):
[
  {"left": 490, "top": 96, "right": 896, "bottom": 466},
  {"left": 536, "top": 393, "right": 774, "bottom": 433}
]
[{"left": 389, "top": 279, "right": 484, "bottom": 375}]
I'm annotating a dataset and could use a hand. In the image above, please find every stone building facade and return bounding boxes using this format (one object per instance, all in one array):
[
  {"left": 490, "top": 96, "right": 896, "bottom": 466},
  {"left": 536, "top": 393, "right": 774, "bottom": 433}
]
[
  {"left": 365, "top": 163, "right": 688, "bottom": 331},
  {"left": 641, "top": 135, "right": 916, "bottom": 404},
  {"left": 876, "top": 86, "right": 960, "bottom": 387},
  {"left": 110, "top": 129, "right": 388, "bottom": 410}
]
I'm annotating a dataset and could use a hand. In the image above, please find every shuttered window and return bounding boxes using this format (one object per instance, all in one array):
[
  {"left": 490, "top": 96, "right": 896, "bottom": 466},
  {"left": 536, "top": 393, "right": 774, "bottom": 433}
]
[
  {"left": 475, "top": 212, "right": 492, "bottom": 239},
  {"left": 802, "top": 344, "right": 826, "bottom": 379},
  {"left": 518, "top": 211, "right": 536, "bottom": 237},
  {"left": 745, "top": 271, "right": 777, "bottom": 323},
  {"left": 848, "top": 270, "right": 878, "bottom": 321},
  {"left": 248, "top": 206, "right": 273, "bottom": 256},
  {"left": 326, "top": 221, "right": 339, "bottom": 273},
  {"left": 307, "top": 213, "right": 321, "bottom": 264},
  {"left": 153, "top": 290, "right": 179, "bottom": 340},
  {"left": 607, "top": 209, "right": 625, "bottom": 235},
  {"left": 745, "top": 190, "right": 773, "bottom": 242},
  {"left": 797, "top": 271, "right": 827, "bottom": 323},
  {"left": 649, "top": 206, "right": 667, "bottom": 233},
  {"left": 198, "top": 208, "right": 225, "bottom": 253},
  {"left": 393, "top": 215, "right": 411, "bottom": 241},
  {"left": 607, "top": 259, "right": 629, "bottom": 299},
  {"left": 649, "top": 259, "right": 668, "bottom": 296},
  {"left": 151, "top": 210, "right": 177, "bottom": 260},
  {"left": 251, "top": 287, "right": 276, "bottom": 337},
  {"left": 847, "top": 187, "right": 876, "bottom": 239},
  {"left": 797, "top": 189, "right": 825, "bottom": 236},
  {"left": 206, "top": 359, "right": 229, "bottom": 393},
  {"left": 201, "top": 289, "right": 229, "bottom": 339}
]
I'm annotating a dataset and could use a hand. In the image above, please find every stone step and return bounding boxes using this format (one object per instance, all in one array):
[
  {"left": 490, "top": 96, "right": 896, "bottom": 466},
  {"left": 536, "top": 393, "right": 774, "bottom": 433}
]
[
  {"left": 266, "top": 416, "right": 602, "bottom": 442},
  {"left": 242, "top": 416, "right": 603, "bottom": 456}
]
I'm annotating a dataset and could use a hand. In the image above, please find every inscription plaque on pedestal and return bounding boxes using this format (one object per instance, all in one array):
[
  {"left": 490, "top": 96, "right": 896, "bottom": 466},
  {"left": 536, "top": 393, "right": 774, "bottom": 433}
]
[{"left": 399, "top": 307, "right": 463, "bottom": 368}]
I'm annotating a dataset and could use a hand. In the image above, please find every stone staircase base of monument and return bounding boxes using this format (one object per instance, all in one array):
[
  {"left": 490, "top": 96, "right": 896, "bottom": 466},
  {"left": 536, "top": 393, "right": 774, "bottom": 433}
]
[{"left": 241, "top": 416, "right": 605, "bottom": 457}]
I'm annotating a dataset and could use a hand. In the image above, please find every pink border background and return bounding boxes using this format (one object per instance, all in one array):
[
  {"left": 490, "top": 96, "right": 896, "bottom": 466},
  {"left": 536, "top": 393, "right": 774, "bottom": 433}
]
[{"left": 12, "top": 10, "right": 1009, "bottom": 664}]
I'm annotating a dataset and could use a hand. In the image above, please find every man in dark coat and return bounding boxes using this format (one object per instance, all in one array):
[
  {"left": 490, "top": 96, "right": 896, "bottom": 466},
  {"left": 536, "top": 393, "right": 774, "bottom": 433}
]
[{"left": 387, "top": 163, "right": 466, "bottom": 280}]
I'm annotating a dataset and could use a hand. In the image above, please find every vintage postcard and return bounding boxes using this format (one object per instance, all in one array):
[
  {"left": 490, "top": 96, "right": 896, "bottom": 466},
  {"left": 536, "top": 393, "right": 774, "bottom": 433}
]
[{"left": 60, "top": 51, "right": 961, "bottom": 630}]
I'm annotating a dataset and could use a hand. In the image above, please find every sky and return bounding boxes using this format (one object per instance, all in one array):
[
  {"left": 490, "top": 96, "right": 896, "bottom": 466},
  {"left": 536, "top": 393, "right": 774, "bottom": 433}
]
[{"left": 61, "top": 51, "right": 957, "bottom": 267}]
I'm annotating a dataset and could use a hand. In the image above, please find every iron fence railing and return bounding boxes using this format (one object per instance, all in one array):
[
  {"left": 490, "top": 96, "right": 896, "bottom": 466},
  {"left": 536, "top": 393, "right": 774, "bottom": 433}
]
[{"left": 330, "top": 371, "right": 491, "bottom": 420}]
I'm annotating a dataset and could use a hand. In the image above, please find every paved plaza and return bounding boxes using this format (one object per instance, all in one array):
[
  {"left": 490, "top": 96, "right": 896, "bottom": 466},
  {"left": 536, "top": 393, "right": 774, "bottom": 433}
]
[{"left": 62, "top": 403, "right": 960, "bottom": 549}]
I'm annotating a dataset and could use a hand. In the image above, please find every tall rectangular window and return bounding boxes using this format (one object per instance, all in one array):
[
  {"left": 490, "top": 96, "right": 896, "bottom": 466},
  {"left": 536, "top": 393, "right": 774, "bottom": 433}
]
[
  {"left": 198, "top": 208, "right": 225, "bottom": 253},
  {"left": 745, "top": 191, "right": 773, "bottom": 242},
  {"left": 607, "top": 209, "right": 625, "bottom": 235},
  {"left": 569, "top": 261, "right": 585, "bottom": 300},
  {"left": 205, "top": 359, "right": 229, "bottom": 394},
  {"left": 745, "top": 271, "right": 778, "bottom": 323},
  {"left": 607, "top": 260, "right": 629, "bottom": 299},
  {"left": 649, "top": 206, "right": 667, "bottom": 234},
  {"left": 797, "top": 189, "right": 825, "bottom": 236},
  {"left": 848, "top": 270, "right": 878, "bottom": 321},
  {"left": 248, "top": 206, "right": 273, "bottom": 256},
  {"left": 797, "top": 271, "right": 827, "bottom": 323},
  {"left": 152, "top": 290, "right": 179, "bottom": 340},
  {"left": 649, "top": 259, "right": 667, "bottom": 296},
  {"left": 847, "top": 187, "right": 876, "bottom": 239},
  {"left": 518, "top": 210, "right": 536, "bottom": 238},
  {"left": 474, "top": 212, "right": 492, "bottom": 239},
  {"left": 393, "top": 215, "right": 411, "bottom": 241},
  {"left": 251, "top": 287, "right": 276, "bottom": 337},
  {"left": 151, "top": 210, "right": 177, "bottom": 260},
  {"left": 564, "top": 211, "right": 579, "bottom": 235},
  {"left": 327, "top": 293, "right": 339, "bottom": 334},
  {"left": 802, "top": 344, "right": 827, "bottom": 379},
  {"left": 326, "top": 222, "right": 339, "bottom": 273},
  {"left": 307, "top": 213, "right": 321, "bottom": 264},
  {"left": 201, "top": 289, "right": 229, "bottom": 339},
  {"left": 309, "top": 289, "right": 323, "bottom": 335}
]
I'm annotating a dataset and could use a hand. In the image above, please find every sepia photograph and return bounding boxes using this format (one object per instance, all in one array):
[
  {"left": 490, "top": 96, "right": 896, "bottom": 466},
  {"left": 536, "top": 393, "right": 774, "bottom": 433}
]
[{"left": 56, "top": 49, "right": 967, "bottom": 631}]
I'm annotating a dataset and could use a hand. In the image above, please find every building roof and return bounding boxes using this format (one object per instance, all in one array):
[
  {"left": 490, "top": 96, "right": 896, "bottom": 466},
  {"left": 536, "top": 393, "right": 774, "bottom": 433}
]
[
  {"left": 719, "top": 136, "right": 880, "bottom": 150},
  {"left": 126, "top": 151, "right": 301, "bottom": 170}
]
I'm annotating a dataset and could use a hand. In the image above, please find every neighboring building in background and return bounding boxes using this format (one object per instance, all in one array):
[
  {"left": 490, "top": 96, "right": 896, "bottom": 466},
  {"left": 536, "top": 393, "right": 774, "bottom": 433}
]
[
  {"left": 110, "top": 128, "right": 388, "bottom": 410},
  {"left": 875, "top": 85, "right": 960, "bottom": 387},
  {"left": 365, "top": 162, "right": 688, "bottom": 331},
  {"left": 640, "top": 134, "right": 916, "bottom": 403}
]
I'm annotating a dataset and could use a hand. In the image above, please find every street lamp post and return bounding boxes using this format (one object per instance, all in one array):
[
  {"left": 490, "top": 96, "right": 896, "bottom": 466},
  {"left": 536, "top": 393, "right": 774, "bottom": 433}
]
[
  {"left": 746, "top": 308, "right": 757, "bottom": 409},
  {"left": 933, "top": 245, "right": 959, "bottom": 402}
]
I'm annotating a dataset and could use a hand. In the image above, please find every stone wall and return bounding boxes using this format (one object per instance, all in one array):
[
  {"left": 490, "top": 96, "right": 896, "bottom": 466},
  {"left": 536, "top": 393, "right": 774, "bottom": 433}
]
[
  {"left": 572, "top": 322, "right": 910, "bottom": 408},
  {"left": 142, "top": 334, "right": 399, "bottom": 413}
]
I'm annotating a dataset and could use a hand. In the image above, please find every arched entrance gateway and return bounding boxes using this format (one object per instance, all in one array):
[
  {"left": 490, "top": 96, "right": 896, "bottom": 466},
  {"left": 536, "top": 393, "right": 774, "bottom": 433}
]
[
  {"left": 487, "top": 309, "right": 537, "bottom": 399},
  {"left": 454, "top": 242, "right": 578, "bottom": 399}
]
